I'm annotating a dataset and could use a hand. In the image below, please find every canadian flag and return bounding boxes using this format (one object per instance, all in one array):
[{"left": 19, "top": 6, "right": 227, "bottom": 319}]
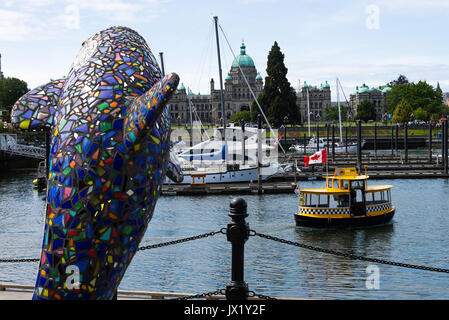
[{"left": 304, "top": 149, "right": 327, "bottom": 167}]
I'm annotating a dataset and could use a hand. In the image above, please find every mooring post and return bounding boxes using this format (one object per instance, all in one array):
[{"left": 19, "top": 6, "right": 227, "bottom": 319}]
[
  {"left": 404, "top": 122, "right": 408, "bottom": 163},
  {"left": 226, "top": 198, "right": 249, "bottom": 300},
  {"left": 45, "top": 130, "right": 50, "bottom": 179},
  {"left": 428, "top": 123, "right": 432, "bottom": 163},
  {"left": 357, "top": 120, "right": 362, "bottom": 173},
  {"left": 257, "top": 114, "right": 262, "bottom": 194},
  {"left": 241, "top": 120, "right": 246, "bottom": 166},
  {"left": 345, "top": 126, "right": 348, "bottom": 153},
  {"left": 303, "top": 133, "right": 306, "bottom": 154},
  {"left": 443, "top": 119, "right": 448, "bottom": 174},
  {"left": 327, "top": 125, "right": 335, "bottom": 164},
  {"left": 391, "top": 126, "right": 394, "bottom": 156},
  {"left": 326, "top": 124, "right": 329, "bottom": 153},
  {"left": 374, "top": 123, "right": 377, "bottom": 157},
  {"left": 395, "top": 124, "right": 399, "bottom": 157}
]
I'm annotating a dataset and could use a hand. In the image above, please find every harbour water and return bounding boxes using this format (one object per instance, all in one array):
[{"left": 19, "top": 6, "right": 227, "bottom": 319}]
[{"left": 0, "top": 169, "right": 448, "bottom": 299}]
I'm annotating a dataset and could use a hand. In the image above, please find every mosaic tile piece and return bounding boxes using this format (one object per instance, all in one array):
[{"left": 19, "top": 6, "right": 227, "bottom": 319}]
[{"left": 10, "top": 26, "right": 183, "bottom": 300}]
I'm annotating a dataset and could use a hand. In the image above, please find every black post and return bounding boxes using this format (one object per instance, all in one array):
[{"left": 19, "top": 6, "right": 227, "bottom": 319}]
[
  {"left": 303, "top": 133, "right": 306, "bottom": 154},
  {"left": 45, "top": 130, "right": 50, "bottom": 179},
  {"left": 429, "top": 123, "right": 432, "bottom": 163},
  {"left": 442, "top": 119, "right": 448, "bottom": 174},
  {"left": 345, "top": 126, "right": 348, "bottom": 153},
  {"left": 159, "top": 52, "right": 165, "bottom": 77},
  {"left": 316, "top": 124, "right": 319, "bottom": 152},
  {"left": 404, "top": 122, "right": 408, "bottom": 163},
  {"left": 241, "top": 120, "right": 245, "bottom": 166},
  {"left": 226, "top": 198, "right": 249, "bottom": 300},
  {"left": 391, "top": 126, "right": 394, "bottom": 156},
  {"left": 332, "top": 125, "right": 335, "bottom": 161},
  {"left": 257, "top": 114, "right": 262, "bottom": 194},
  {"left": 374, "top": 123, "right": 377, "bottom": 157},
  {"left": 395, "top": 124, "right": 399, "bottom": 156},
  {"left": 357, "top": 120, "right": 362, "bottom": 173},
  {"left": 326, "top": 124, "right": 329, "bottom": 153}
]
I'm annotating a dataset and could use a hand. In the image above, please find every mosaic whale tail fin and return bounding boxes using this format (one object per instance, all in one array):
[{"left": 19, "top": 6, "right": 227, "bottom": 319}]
[
  {"left": 123, "top": 72, "right": 179, "bottom": 147},
  {"left": 124, "top": 72, "right": 183, "bottom": 183},
  {"left": 10, "top": 79, "right": 66, "bottom": 130}
]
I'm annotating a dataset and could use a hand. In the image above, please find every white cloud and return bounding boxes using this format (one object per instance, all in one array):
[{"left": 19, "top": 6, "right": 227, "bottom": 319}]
[{"left": 0, "top": 0, "right": 167, "bottom": 41}]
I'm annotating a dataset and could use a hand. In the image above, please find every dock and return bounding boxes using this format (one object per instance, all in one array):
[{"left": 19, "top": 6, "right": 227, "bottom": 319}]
[
  {"left": 0, "top": 283, "right": 302, "bottom": 300},
  {"left": 162, "top": 181, "right": 296, "bottom": 196},
  {"left": 160, "top": 152, "right": 449, "bottom": 196}
]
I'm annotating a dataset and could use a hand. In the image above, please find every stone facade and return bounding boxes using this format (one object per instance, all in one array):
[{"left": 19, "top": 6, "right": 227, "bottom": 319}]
[
  {"left": 296, "top": 81, "right": 332, "bottom": 122},
  {"left": 170, "top": 42, "right": 263, "bottom": 126},
  {"left": 349, "top": 83, "right": 391, "bottom": 119},
  {"left": 169, "top": 43, "right": 332, "bottom": 126}
]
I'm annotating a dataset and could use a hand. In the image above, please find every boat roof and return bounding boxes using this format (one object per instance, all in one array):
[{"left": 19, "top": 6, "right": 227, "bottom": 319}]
[
  {"left": 300, "top": 185, "right": 393, "bottom": 195},
  {"left": 300, "top": 167, "right": 392, "bottom": 195},
  {"left": 326, "top": 167, "right": 368, "bottom": 180}
]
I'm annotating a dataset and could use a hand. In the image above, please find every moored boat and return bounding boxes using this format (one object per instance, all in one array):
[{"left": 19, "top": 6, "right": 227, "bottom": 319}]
[{"left": 294, "top": 167, "right": 395, "bottom": 228}]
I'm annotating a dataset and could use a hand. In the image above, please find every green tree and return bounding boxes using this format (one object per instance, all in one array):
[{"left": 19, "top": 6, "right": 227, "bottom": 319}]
[
  {"left": 392, "top": 98, "right": 413, "bottom": 124},
  {"left": 355, "top": 100, "right": 376, "bottom": 122},
  {"left": 251, "top": 41, "right": 300, "bottom": 127},
  {"left": 324, "top": 104, "right": 347, "bottom": 122},
  {"left": 0, "top": 77, "right": 29, "bottom": 115},
  {"left": 230, "top": 111, "right": 251, "bottom": 124},
  {"left": 413, "top": 107, "right": 428, "bottom": 121},
  {"left": 386, "top": 80, "right": 445, "bottom": 117}
]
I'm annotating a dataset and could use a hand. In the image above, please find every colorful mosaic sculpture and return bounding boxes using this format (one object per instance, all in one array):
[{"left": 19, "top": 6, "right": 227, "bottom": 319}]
[{"left": 10, "top": 26, "right": 183, "bottom": 300}]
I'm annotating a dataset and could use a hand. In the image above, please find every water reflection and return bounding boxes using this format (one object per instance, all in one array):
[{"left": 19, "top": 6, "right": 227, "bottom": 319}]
[{"left": 1, "top": 171, "right": 448, "bottom": 299}]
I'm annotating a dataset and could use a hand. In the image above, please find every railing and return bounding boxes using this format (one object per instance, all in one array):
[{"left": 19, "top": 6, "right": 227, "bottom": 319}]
[
  {"left": 0, "top": 134, "right": 46, "bottom": 159},
  {"left": 1, "top": 197, "right": 448, "bottom": 300}
]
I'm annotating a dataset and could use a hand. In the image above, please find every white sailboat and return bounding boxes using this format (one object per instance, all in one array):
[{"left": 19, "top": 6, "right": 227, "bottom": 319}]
[{"left": 165, "top": 17, "right": 285, "bottom": 185}]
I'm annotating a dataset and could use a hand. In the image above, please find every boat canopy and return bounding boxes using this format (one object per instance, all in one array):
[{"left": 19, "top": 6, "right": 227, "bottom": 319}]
[{"left": 299, "top": 167, "right": 392, "bottom": 195}]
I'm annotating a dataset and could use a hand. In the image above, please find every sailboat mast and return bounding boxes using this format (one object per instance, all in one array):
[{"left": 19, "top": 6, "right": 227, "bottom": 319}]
[
  {"left": 336, "top": 77, "right": 343, "bottom": 144},
  {"left": 214, "top": 16, "right": 227, "bottom": 159}
]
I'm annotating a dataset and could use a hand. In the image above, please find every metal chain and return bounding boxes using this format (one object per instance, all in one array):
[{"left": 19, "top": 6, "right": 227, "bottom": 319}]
[
  {"left": 0, "top": 258, "right": 40, "bottom": 263},
  {"left": 250, "top": 230, "right": 449, "bottom": 274},
  {"left": 249, "top": 291, "right": 277, "bottom": 300},
  {"left": 136, "top": 228, "right": 227, "bottom": 251},
  {"left": 0, "top": 229, "right": 227, "bottom": 262},
  {"left": 170, "top": 289, "right": 226, "bottom": 300}
]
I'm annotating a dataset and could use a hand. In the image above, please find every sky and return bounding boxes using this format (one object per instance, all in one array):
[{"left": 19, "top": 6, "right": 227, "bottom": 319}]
[{"left": 1, "top": 0, "right": 448, "bottom": 101}]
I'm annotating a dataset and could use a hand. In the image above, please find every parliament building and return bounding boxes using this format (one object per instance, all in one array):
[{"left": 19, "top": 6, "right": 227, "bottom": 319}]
[{"left": 170, "top": 42, "right": 332, "bottom": 126}]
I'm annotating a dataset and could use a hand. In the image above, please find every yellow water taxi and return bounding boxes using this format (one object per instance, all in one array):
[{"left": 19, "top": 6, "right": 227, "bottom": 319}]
[{"left": 295, "top": 167, "right": 395, "bottom": 228}]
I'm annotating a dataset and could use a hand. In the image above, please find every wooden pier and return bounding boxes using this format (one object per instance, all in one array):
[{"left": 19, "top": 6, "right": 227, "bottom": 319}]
[
  {"left": 160, "top": 152, "right": 449, "bottom": 196},
  {"left": 162, "top": 181, "right": 297, "bottom": 196}
]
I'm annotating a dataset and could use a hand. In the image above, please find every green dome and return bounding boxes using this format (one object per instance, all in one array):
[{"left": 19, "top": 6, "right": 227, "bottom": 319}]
[
  {"left": 302, "top": 81, "right": 310, "bottom": 89},
  {"left": 382, "top": 85, "right": 392, "bottom": 93},
  {"left": 231, "top": 42, "right": 255, "bottom": 67},
  {"left": 178, "top": 83, "right": 186, "bottom": 91},
  {"left": 359, "top": 83, "right": 370, "bottom": 93},
  {"left": 256, "top": 72, "right": 263, "bottom": 80},
  {"left": 225, "top": 73, "right": 232, "bottom": 80},
  {"left": 322, "top": 81, "right": 330, "bottom": 88}
]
